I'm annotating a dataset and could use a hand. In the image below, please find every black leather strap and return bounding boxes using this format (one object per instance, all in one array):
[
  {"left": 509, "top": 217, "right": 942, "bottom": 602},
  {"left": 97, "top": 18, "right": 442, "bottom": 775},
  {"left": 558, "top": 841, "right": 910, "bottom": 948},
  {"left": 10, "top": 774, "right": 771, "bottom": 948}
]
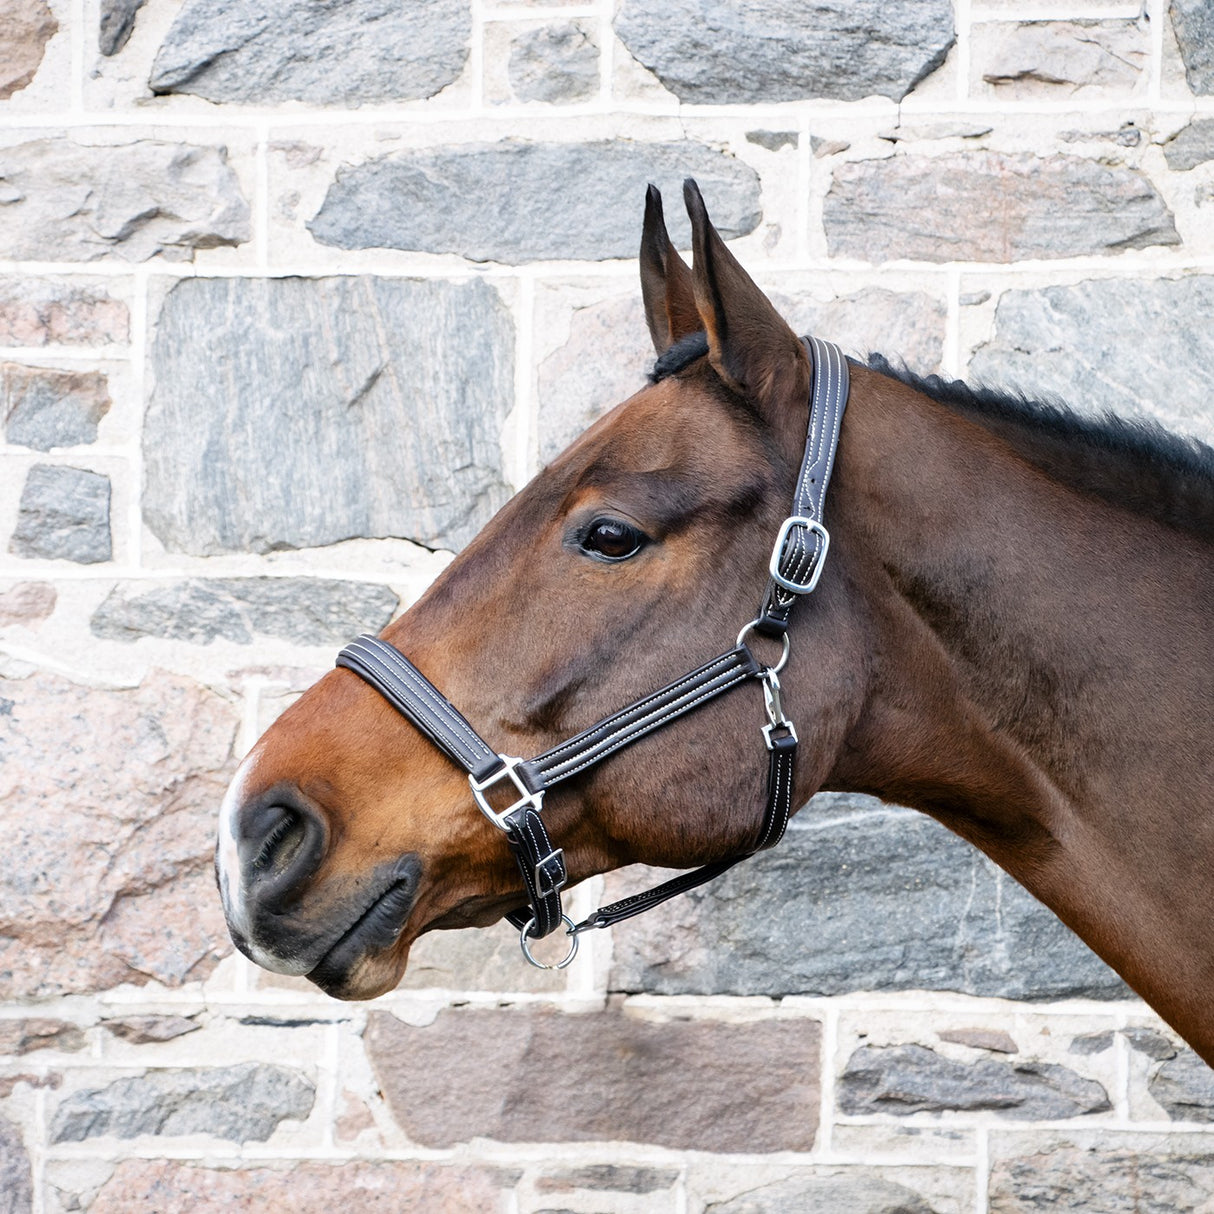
[
  {"left": 566, "top": 726, "right": 797, "bottom": 932},
  {"left": 523, "top": 646, "right": 760, "bottom": 789},
  {"left": 756, "top": 336, "right": 850, "bottom": 637},
  {"left": 337, "top": 636, "right": 503, "bottom": 782}
]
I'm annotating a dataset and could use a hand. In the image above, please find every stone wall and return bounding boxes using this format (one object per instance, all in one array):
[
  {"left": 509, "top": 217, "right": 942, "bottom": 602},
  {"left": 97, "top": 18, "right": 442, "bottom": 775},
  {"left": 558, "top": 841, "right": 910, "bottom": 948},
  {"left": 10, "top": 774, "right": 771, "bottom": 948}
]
[{"left": 1, "top": 0, "right": 1212, "bottom": 1211}]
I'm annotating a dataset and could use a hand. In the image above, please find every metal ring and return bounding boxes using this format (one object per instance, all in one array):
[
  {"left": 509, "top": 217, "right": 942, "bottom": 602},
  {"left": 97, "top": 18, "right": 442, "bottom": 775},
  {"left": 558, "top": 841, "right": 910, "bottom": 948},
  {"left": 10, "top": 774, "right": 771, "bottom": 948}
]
[
  {"left": 519, "top": 914, "right": 580, "bottom": 970},
  {"left": 736, "top": 620, "right": 791, "bottom": 674}
]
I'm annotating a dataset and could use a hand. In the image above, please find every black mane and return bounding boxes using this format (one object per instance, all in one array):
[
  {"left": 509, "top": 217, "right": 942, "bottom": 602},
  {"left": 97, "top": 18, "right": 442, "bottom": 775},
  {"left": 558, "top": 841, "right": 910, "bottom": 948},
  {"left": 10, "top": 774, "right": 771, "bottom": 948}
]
[
  {"left": 650, "top": 331, "right": 709, "bottom": 382},
  {"left": 868, "top": 354, "right": 1214, "bottom": 542}
]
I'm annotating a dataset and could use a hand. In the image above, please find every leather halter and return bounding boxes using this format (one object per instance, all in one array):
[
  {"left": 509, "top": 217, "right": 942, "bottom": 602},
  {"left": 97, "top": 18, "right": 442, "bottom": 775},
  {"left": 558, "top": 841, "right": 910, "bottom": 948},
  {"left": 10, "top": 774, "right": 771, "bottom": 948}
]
[{"left": 336, "top": 337, "right": 850, "bottom": 968}]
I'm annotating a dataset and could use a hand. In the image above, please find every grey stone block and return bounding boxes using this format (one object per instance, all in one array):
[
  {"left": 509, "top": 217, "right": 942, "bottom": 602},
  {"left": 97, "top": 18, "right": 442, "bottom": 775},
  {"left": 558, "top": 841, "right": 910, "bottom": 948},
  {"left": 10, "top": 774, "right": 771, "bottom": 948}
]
[
  {"left": 825, "top": 152, "right": 1178, "bottom": 262},
  {"left": 989, "top": 1134, "right": 1214, "bottom": 1212},
  {"left": 99, "top": 0, "right": 146, "bottom": 56},
  {"left": 143, "top": 276, "right": 513, "bottom": 555},
  {"left": 149, "top": 0, "right": 469, "bottom": 105},
  {"left": 608, "top": 798, "right": 1129, "bottom": 1000},
  {"left": 3, "top": 364, "right": 110, "bottom": 450},
  {"left": 968, "top": 276, "right": 1214, "bottom": 444},
  {"left": 509, "top": 23, "right": 598, "bottom": 103},
  {"left": 309, "top": 141, "right": 761, "bottom": 263},
  {"left": 90, "top": 578, "right": 398, "bottom": 646},
  {"left": 614, "top": 0, "right": 954, "bottom": 103},
  {"left": 1151, "top": 1051, "right": 1214, "bottom": 1121},
  {"left": 50, "top": 1063, "right": 314, "bottom": 1143},
  {"left": 1171, "top": 0, "right": 1214, "bottom": 94},
  {"left": 1164, "top": 118, "right": 1214, "bottom": 170},
  {"left": 0, "top": 140, "right": 249, "bottom": 263},
  {"left": 840, "top": 1044, "right": 1111, "bottom": 1119},
  {"left": 0, "top": 1114, "right": 31, "bottom": 1214},
  {"left": 10, "top": 465, "right": 111, "bottom": 564},
  {"left": 704, "top": 1171, "right": 942, "bottom": 1214}
]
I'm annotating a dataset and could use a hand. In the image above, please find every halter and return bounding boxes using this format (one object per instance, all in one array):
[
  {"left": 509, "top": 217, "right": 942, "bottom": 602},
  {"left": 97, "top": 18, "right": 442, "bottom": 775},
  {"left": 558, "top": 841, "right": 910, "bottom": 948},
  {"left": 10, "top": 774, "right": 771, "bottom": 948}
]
[{"left": 336, "top": 337, "right": 849, "bottom": 968}]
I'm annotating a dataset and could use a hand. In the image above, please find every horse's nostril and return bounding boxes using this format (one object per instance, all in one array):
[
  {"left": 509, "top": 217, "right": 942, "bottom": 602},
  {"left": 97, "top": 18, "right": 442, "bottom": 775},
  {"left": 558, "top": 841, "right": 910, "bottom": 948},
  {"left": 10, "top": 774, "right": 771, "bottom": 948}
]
[
  {"left": 238, "top": 788, "right": 328, "bottom": 909},
  {"left": 251, "top": 807, "right": 304, "bottom": 874}
]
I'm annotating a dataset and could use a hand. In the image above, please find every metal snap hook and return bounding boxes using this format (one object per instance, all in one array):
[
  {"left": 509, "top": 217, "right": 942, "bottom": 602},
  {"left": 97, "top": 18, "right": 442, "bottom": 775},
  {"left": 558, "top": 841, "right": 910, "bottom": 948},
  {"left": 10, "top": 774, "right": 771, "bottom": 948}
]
[{"left": 519, "top": 914, "right": 580, "bottom": 969}]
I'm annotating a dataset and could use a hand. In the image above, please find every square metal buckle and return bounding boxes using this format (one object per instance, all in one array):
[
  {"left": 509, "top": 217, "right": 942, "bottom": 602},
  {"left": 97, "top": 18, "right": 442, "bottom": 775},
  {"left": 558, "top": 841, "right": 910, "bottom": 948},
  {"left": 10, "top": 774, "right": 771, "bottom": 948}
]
[
  {"left": 469, "top": 756, "right": 544, "bottom": 832},
  {"left": 768, "top": 515, "right": 830, "bottom": 594},
  {"left": 534, "top": 848, "right": 567, "bottom": 898}
]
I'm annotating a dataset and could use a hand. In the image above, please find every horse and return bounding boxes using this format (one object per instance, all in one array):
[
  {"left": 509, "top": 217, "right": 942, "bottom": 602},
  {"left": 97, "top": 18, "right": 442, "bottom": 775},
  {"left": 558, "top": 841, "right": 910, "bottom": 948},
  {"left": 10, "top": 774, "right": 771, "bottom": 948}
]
[{"left": 216, "top": 181, "right": 1214, "bottom": 1067}]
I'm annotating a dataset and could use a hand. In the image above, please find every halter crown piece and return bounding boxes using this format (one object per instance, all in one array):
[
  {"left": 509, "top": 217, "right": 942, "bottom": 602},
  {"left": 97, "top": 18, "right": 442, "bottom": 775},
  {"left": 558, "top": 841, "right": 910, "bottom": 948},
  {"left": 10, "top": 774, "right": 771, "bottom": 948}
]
[{"left": 336, "top": 337, "right": 850, "bottom": 968}]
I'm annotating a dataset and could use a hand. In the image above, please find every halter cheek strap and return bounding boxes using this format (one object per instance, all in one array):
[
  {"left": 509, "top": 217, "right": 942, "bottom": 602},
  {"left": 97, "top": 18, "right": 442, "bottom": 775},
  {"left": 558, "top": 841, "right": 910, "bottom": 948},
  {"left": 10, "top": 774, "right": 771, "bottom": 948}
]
[{"left": 335, "top": 336, "right": 849, "bottom": 968}]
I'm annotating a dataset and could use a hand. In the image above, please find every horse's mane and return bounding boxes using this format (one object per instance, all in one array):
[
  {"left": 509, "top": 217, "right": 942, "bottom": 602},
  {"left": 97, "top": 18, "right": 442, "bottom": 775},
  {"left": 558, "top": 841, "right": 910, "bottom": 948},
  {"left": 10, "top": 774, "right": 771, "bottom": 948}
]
[
  {"left": 869, "top": 355, "right": 1214, "bottom": 544},
  {"left": 648, "top": 333, "right": 1214, "bottom": 542}
]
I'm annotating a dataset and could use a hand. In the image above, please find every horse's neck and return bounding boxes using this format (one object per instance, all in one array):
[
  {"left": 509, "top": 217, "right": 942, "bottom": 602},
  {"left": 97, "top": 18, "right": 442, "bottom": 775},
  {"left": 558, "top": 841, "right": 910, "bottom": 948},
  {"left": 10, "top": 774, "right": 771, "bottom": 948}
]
[{"left": 833, "top": 367, "right": 1214, "bottom": 1060}]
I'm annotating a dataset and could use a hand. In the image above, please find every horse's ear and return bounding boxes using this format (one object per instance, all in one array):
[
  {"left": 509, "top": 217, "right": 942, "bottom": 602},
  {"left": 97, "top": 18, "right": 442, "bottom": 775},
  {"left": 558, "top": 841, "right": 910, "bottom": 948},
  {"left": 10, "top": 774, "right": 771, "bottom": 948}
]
[
  {"left": 640, "top": 184, "right": 701, "bottom": 354},
  {"left": 684, "top": 178, "right": 809, "bottom": 430}
]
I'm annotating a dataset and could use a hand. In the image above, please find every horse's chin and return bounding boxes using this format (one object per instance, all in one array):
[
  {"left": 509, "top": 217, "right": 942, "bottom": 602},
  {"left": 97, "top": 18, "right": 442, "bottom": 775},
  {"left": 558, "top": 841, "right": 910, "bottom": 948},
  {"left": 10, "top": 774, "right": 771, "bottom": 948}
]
[{"left": 307, "top": 943, "right": 409, "bottom": 1001}]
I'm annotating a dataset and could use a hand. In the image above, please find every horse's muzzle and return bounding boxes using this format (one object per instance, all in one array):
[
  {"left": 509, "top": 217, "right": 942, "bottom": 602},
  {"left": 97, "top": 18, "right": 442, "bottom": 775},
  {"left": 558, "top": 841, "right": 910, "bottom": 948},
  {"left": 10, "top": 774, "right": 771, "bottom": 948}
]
[{"left": 216, "top": 771, "right": 420, "bottom": 984}]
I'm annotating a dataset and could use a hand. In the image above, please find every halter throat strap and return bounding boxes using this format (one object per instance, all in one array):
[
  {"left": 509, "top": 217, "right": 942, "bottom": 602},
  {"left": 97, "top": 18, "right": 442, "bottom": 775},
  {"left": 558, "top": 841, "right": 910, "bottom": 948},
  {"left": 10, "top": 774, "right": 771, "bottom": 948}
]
[{"left": 335, "top": 336, "right": 849, "bottom": 966}]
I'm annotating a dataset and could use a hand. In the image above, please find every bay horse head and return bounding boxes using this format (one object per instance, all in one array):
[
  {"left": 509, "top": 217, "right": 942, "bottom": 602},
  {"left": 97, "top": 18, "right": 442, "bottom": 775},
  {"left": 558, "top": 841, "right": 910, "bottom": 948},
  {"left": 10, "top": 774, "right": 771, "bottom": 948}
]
[
  {"left": 217, "top": 181, "right": 863, "bottom": 997},
  {"left": 216, "top": 182, "right": 1214, "bottom": 1071}
]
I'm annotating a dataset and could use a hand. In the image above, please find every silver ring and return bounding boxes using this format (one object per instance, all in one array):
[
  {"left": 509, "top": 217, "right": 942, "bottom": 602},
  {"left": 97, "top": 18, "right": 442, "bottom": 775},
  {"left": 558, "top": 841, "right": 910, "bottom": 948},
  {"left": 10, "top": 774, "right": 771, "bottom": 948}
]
[
  {"left": 519, "top": 914, "right": 580, "bottom": 969},
  {"left": 735, "top": 620, "right": 790, "bottom": 674}
]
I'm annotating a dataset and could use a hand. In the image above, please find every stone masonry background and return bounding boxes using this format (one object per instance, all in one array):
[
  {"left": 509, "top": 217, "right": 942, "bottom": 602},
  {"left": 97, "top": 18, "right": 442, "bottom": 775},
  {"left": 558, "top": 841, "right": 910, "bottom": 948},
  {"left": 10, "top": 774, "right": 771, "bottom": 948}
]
[{"left": 1, "top": 0, "right": 1213, "bottom": 1210}]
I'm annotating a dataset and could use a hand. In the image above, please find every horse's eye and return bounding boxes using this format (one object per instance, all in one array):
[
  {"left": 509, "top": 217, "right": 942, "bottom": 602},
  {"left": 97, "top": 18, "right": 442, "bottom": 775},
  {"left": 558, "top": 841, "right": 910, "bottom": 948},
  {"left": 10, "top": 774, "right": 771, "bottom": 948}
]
[{"left": 580, "top": 517, "right": 646, "bottom": 561}]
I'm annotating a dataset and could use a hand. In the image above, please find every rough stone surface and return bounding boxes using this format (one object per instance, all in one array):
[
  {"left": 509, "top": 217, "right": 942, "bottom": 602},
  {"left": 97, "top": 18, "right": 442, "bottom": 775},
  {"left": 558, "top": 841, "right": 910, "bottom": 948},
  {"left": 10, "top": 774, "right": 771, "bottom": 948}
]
[
  {"left": 9, "top": 465, "right": 112, "bottom": 564},
  {"left": 0, "top": 582, "right": 55, "bottom": 628},
  {"left": 150, "top": 0, "right": 469, "bottom": 105},
  {"left": 839, "top": 1045, "right": 1111, "bottom": 1120},
  {"left": 1150, "top": 1051, "right": 1214, "bottom": 1121},
  {"left": 1070, "top": 1032, "right": 1116, "bottom": 1055},
  {"left": 536, "top": 286, "right": 944, "bottom": 462},
  {"left": 939, "top": 1028, "right": 1019, "bottom": 1054},
  {"left": 3, "top": 364, "right": 110, "bottom": 450},
  {"left": 614, "top": 0, "right": 954, "bottom": 103},
  {"left": 1171, "top": 0, "right": 1214, "bottom": 94},
  {"left": 100, "top": 0, "right": 146, "bottom": 56},
  {"left": 1164, "top": 118, "right": 1214, "bottom": 170},
  {"left": 0, "top": 0, "right": 57, "bottom": 99},
  {"left": 824, "top": 152, "right": 1179, "bottom": 262},
  {"left": 509, "top": 22, "right": 598, "bottom": 102},
  {"left": 365, "top": 1006, "right": 820, "bottom": 1151},
  {"left": 309, "top": 141, "right": 761, "bottom": 262},
  {"left": 0, "top": 670, "right": 237, "bottom": 997},
  {"left": 0, "top": 1018, "right": 86, "bottom": 1055},
  {"left": 90, "top": 578, "right": 398, "bottom": 646},
  {"left": 0, "top": 279, "right": 129, "bottom": 347},
  {"left": 0, "top": 140, "right": 250, "bottom": 262},
  {"left": 0, "top": 1114, "right": 32, "bottom": 1214},
  {"left": 51, "top": 1064, "right": 314, "bottom": 1143},
  {"left": 705, "top": 1171, "right": 942, "bottom": 1214},
  {"left": 1125, "top": 1027, "right": 1179, "bottom": 1061},
  {"left": 989, "top": 1138, "right": 1214, "bottom": 1212},
  {"left": 609, "top": 799, "right": 1128, "bottom": 999},
  {"left": 101, "top": 1016, "right": 200, "bottom": 1045},
  {"left": 537, "top": 1165, "right": 679, "bottom": 1194},
  {"left": 89, "top": 1160, "right": 514, "bottom": 1214},
  {"left": 144, "top": 276, "right": 513, "bottom": 555},
  {"left": 969, "top": 276, "right": 1214, "bottom": 444},
  {"left": 536, "top": 292, "right": 650, "bottom": 462},
  {"left": 973, "top": 21, "right": 1146, "bottom": 96}
]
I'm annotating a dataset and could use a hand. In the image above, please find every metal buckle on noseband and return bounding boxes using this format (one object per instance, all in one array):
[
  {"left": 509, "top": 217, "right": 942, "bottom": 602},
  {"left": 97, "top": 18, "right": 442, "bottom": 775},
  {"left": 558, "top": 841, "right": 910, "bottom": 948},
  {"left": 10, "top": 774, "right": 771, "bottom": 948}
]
[
  {"left": 469, "top": 755, "right": 544, "bottom": 831},
  {"left": 519, "top": 913, "right": 579, "bottom": 969},
  {"left": 769, "top": 515, "right": 831, "bottom": 595}
]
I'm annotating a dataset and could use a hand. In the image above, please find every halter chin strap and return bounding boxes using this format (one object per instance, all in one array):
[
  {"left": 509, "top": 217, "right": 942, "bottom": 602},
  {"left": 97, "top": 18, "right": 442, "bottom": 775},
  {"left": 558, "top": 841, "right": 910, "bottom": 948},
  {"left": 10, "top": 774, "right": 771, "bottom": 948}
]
[{"left": 335, "top": 336, "right": 849, "bottom": 968}]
